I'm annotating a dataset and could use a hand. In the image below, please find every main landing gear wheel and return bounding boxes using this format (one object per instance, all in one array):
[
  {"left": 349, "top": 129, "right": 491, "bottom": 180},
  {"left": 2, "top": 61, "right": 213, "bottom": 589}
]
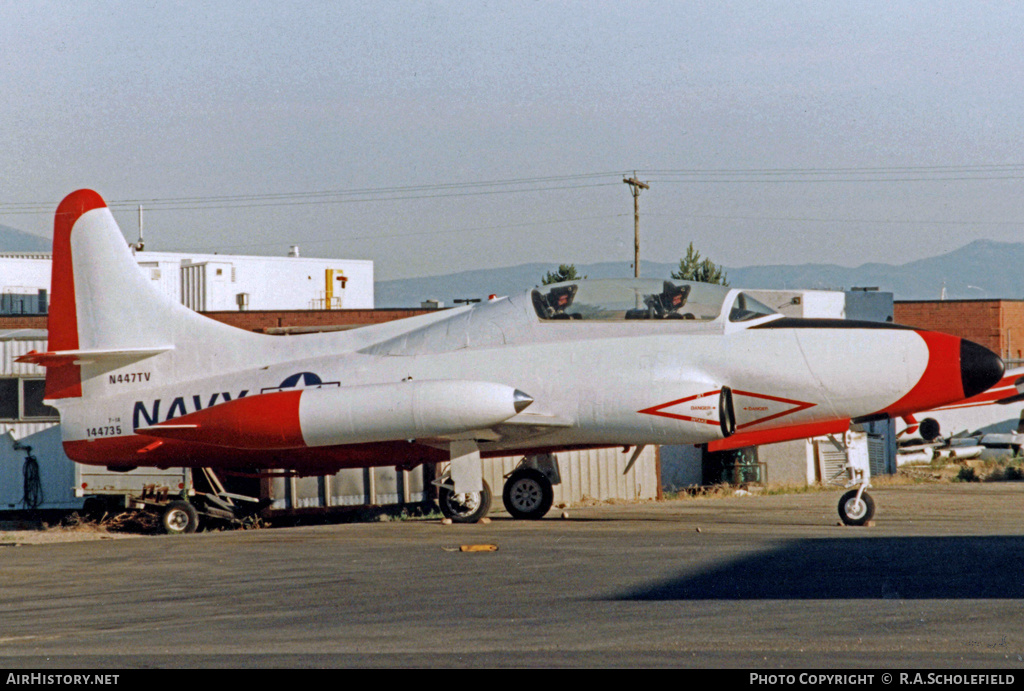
[
  {"left": 838, "top": 489, "right": 875, "bottom": 526},
  {"left": 502, "top": 468, "right": 554, "bottom": 520},
  {"left": 438, "top": 479, "right": 492, "bottom": 523},
  {"left": 162, "top": 500, "right": 200, "bottom": 534}
]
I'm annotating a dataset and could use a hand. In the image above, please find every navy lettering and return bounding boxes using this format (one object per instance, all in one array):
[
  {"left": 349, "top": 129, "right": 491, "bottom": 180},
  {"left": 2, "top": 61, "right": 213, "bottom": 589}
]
[
  {"left": 166, "top": 397, "right": 187, "bottom": 420},
  {"left": 133, "top": 400, "right": 160, "bottom": 429}
]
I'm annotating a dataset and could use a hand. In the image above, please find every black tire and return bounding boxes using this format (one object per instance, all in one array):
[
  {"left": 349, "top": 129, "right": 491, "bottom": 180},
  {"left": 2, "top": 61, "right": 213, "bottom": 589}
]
[
  {"left": 837, "top": 489, "right": 875, "bottom": 526},
  {"left": 81, "top": 497, "right": 110, "bottom": 521},
  {"left": 919, "top": 418, "right": 941, "bottom": 441},
  {"left": 502, "top": 468, "right": 554, "bottom": 520},
  {"left": 438, "top": 479, "right": 492, "bottom": 523},
  {"left": 162, "top": 500, "right": 200, "bottom": 534}
]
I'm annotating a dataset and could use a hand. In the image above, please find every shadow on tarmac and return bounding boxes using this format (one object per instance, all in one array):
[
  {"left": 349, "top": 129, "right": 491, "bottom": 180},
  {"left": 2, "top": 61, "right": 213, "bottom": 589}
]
[{"left": 611, "top": 536, "right": 1024, "bottom": 600}]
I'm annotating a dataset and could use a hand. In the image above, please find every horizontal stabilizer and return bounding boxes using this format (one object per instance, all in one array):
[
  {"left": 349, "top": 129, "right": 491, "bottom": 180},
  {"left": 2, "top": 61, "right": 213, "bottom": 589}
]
[{"left": 17, "top": 346, "right": 173, "bottom": 367}]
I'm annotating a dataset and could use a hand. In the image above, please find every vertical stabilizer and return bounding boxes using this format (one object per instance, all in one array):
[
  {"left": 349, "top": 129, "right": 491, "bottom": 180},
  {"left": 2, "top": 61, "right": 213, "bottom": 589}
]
[
  {"left": 46, "top": 190, "right": 107, "bottom": 398},
  {"left": 40, "top": 189, "right": 282, "bottom": 401}
]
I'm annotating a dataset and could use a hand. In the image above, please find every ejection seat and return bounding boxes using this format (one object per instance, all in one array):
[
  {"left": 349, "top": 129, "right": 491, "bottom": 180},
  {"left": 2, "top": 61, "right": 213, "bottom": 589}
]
[{"left": 532, "top": 284, "right": 580, "bottom": 319}]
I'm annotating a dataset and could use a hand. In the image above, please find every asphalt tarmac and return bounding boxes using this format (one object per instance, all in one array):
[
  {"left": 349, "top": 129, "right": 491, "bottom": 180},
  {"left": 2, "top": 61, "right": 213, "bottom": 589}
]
[{"left": 2, "top": 482, "right": 1024, "bottom": 669}]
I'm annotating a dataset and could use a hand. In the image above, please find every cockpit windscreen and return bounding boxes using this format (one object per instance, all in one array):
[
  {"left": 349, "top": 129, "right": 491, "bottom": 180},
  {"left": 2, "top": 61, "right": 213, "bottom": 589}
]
[{"left": 531, "top": 278, "right": 773, "bottom": 322}]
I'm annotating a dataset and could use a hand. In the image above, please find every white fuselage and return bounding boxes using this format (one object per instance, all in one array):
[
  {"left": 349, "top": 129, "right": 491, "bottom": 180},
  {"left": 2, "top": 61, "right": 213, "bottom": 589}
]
[{"left": 35, "top": 194, "right": 1003, "bottom": 474}]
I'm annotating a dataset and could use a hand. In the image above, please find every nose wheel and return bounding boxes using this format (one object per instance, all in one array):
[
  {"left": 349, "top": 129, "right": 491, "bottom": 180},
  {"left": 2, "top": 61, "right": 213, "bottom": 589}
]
[{"left": 838, "top": 488, "right": 875, "bottom": 526}]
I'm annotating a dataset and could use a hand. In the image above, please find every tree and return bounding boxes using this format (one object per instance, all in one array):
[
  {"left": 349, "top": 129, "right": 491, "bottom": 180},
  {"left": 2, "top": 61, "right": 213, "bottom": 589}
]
[
  {"left": 671, "top": 242, "right": 728, "bottom": 285},
  {"left": 542, "top": 264, "right": 586, "bottom": 285}
]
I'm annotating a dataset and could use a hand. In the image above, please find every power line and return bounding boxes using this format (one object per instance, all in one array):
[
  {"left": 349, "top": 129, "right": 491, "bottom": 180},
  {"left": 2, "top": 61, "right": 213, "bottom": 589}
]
[
  {"left": 642, "top": 163, "right": 1024, "bottom": 174},
  {"left": 3, "top": 164, "right": 1023, "bottom": 215},
  {"left": 0, "top": 172, "right": 626, "bottom": 215},
  {"left": 116, "top": 181, "right": 622, "bottom": 213},
  {"left": 641, "top": 164, "right": 1024, "bottom": 184},
  {"left": 645, "top": 212, "right": 1024, "bottom": 227},
  {"left": 164, "top": 213, "right": 629, "bottom": 254}
]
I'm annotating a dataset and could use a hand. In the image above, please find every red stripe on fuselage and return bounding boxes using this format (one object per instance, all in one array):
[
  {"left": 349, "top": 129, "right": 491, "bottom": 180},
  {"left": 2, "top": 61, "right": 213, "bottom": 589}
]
[
  {"left": 708, "top": 418, "right": 851, "bottom": 452},
  {"left": 875, "top": 330, "right": 964, "bottom": 419}
]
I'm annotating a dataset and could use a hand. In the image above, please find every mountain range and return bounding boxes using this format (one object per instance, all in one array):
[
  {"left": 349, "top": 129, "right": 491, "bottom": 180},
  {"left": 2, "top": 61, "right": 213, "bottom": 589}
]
[
  {"left": 375, "top": 239, "right": 1024, "bottom": 307},
  {"left": 0, "top": 224, "right": 51, "bottom": 253}
]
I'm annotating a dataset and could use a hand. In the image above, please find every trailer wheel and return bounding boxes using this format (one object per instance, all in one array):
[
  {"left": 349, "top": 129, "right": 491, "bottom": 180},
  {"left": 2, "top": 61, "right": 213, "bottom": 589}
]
[
  {"left": 82, "top": 497, "right": 110, "bottom": 521},
  {"left": 438, "top": 480, "right": 492, "bottom": 523},
  {"left": 162, "top": 501, "right": 200, "bottom": 534},
  {"left": 502, "top": 468, "right": 554, "bottom": 520}
]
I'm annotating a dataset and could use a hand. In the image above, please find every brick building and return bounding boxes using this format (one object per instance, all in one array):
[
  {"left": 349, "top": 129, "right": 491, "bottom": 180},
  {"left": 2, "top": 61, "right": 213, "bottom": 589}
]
[{"left": 894, "top": 300, "right": 1024, "bottom": 364}]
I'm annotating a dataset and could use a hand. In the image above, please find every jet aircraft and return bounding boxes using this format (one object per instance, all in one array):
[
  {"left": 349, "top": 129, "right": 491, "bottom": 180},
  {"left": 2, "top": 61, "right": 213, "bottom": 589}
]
[
  {"left": 898, "top": 366, "right": 1024, "bottom": 461},
  {"left": 20, "top": 190, "right": 1006, "bottom": 527}
]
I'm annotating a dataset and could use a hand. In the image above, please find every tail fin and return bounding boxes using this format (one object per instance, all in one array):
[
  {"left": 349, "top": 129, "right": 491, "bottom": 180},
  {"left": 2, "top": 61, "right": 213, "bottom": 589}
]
[
  {"left": 28, "top": 189, "right": 273, "bottom": 401},
  {"left": 41, "top": 190, "right": 105, "bottom": 398}
]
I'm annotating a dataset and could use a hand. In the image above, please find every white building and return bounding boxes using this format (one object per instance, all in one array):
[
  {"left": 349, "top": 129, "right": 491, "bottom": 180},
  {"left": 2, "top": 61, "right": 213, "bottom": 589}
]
[
  {"left": 0, "top": 248, "right": 374, "bottom": 313},
  {"left": 0, "top": 247, "right": 374, "bottom": 442}
]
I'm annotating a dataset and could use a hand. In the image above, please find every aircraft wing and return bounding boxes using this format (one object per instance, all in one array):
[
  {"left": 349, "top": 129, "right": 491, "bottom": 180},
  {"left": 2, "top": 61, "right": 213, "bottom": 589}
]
[{"left": 411, "top": 411, "right": 575, "bottom": 449}]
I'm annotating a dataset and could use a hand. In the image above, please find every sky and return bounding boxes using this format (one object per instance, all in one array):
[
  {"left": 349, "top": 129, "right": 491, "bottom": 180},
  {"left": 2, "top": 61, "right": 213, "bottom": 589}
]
[{"left": 2, "top": 1, "right": 1024, "bottom": 281}]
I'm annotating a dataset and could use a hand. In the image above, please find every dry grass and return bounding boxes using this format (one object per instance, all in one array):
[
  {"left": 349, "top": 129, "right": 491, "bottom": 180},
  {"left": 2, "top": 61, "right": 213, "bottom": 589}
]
[
  {"left": 660, "top": 456, "right": 1024, "bottom": 503},
  {"left": 0, "top": 510, "right": 155, "bottom": 545},
  {"left": 898, "top": 455, "right": 1024, "bottom": 484}
]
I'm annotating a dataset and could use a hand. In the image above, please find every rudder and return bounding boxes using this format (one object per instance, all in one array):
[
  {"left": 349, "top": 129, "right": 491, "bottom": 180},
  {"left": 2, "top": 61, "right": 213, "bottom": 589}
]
[{"left": 45, "top": 189, "right": 107, "bottom": 399}]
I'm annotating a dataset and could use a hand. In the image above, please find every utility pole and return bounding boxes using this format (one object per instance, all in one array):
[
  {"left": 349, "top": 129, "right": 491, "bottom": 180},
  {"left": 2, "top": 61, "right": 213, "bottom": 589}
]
[{"left": 623, "top": 174, "right": 649, "bottom": 277}]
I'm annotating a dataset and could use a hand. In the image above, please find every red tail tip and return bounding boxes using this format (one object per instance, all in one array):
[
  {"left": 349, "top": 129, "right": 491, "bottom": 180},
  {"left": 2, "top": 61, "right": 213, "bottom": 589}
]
[{"left": 56, "top": 189, "right": 107, "bottom": 225}]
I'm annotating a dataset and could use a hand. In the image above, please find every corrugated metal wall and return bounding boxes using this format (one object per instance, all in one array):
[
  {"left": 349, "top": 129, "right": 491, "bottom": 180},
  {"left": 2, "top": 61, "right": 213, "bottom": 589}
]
[
  {"left": 269, "top": 465, "right": 430, "bottom": 512},
  {"left": 483, "top": 447, "right": 659, "bottom": 508},
  {"left": 0, "top": 330, "right": 56, "bottom": 441},
  {"left": 266, "top": 447, "right": 660, "bottom": 514},
  {"left": 0, "top": 331, "right": 47, "bottom": 376}
]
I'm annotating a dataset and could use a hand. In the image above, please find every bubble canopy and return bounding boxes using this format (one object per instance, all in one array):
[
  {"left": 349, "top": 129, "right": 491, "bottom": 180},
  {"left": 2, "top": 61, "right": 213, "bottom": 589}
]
[{"left": 530, "top": 278, "right": 777, "bottom": 323}]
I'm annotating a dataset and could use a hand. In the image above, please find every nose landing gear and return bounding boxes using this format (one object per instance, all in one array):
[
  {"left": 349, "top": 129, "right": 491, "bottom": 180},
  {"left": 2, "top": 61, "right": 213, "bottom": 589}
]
[{"left": 837, "top": 488, "right": 875, "bottom": 526}]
